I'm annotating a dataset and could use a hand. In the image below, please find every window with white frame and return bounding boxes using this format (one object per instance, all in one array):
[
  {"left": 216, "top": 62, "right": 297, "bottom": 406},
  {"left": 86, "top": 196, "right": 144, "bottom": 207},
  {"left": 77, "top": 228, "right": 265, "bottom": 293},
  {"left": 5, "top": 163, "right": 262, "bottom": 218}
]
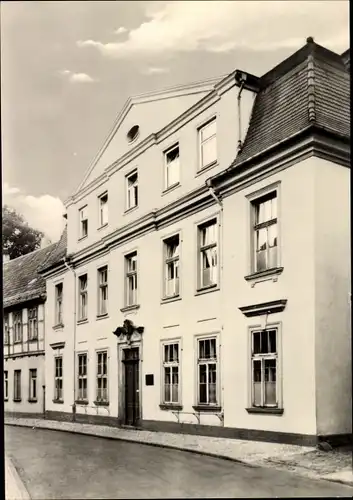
[
  {"left": 199, "top": 118, "right": 217, "bottom": 170},
  {"left": 163, "top": 234, "right": 180, "bottom": 298},
  {"left": 162, "top": 342, "right": 180, "bottom": 405},
  {"left": 79, "top": 206, "right": 88, "bottom": 239},
  {"left": 55, "top": 283, "right": 63, "bottom": 325},
  {"left": 77, "top": 353, "right": 88, "bottom": 401},
  {"left": 29, "top": 368, "right": 37, "bottom": 400},
  {"left": 4, "top": 314, "right": 9, "bottom": 345},
  {"left": 14, "top": 370, "right": 21, "bottom": 401},
  {"left": 251, "top": 191, "right": 278, "bottom": 272},
  {"left": 98, "top": 192, "right": 108, "bottom": 227},
  {"left": 28, "top": 307, "right": 38, "bottom": 340},
  {"left": 251, "top": 327, "right": 278, "bottom": 408},
  {"left": 198, "top": 219, "right": 218, "bottom": 289},
  {"left": 13, "top": 311, "right": 23, "bottom": 343},
  {"left": 98, "top": 266, "right": 108, "bottom": 316},
  {"left": 4, "top": 371, "right": 8, "bottom": 400},
  {"left": 78, "top": 274, "right": 88, "bottom": 321},
  {"left": 54, "top": 356, "right": 63, "bottom": 401},
  {"left": 96, "top": 351, "right": 108, "bottom": 402},
  {"left": 197, "top": 337, "right": 218, "bottom": 405},
  {"left": 164, "top": 144, "right": 180, "bottom": 189},
  {"left": 125, "top": 252, "right": 137, "bottom": 307},
  {"left": 126, "top": 170, "right": 138, "bottom": 210}
]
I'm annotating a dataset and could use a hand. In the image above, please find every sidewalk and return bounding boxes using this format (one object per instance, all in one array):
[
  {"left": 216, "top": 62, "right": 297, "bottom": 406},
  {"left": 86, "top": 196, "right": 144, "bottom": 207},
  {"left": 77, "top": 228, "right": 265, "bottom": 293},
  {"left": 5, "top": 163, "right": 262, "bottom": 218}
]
[
  {"left": 5, "top": 416, "right": 352, "bottom": 486},
  {"left": 5, "top": 455, "right": 31, "bottom": 500}
]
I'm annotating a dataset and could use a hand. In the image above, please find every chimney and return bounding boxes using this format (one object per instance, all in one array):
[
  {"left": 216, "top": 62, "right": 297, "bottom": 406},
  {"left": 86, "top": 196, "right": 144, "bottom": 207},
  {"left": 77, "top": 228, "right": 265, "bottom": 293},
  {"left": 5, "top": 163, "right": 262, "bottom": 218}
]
[
  {"left": 3, "top": 253, "right": 10, "bottom": 263},
  {"left": 40, "top": 236, "right": 52, "bottom": 249}
]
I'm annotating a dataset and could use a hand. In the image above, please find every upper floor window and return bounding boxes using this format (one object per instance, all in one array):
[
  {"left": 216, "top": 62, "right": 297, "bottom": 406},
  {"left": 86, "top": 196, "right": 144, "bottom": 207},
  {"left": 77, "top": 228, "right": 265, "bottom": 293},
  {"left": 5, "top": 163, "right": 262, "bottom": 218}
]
[
  {"left": 199, "top": 118, "right": 217, "bottom": 171},
  {"left": 126, "top": 170, "right": 138, "bottom": 211},
  {"left": 98, "top": 192, "right": 108, "bottom": 227},
  {"left": 4, "top": 314, "right": 9, "bottom": 345},
  {"left": 164, "top": 144, "right": 180, "bottom": 190},
  {"left": 78, "top": 274, "right": 88, "bottom": 321},
  {"left": 79, "top": 206, "right": 88, "bottom": 239},
  {"left": 28, "top": 307, "right": 38, "bottom": 340},
  {"left": 98, "top": 266, "right": 108, "bottom": 316},
  {"left": 251, "top": 191, "right": 278, "bottom": 273},
  {"left": 55, "top": 283, "right": 63, "bottom": 326},
  {"left": 163, "top": 234, "right": 180, "bottom": 298},
  {"left": 13, "top": 311, "right": 23, "bottom": 343},
  {"left": 125, "top": 252, "right": 138, "bottom": 307},
  {"left": 197, "top": 218, "right": 218, "bottom": 290}
]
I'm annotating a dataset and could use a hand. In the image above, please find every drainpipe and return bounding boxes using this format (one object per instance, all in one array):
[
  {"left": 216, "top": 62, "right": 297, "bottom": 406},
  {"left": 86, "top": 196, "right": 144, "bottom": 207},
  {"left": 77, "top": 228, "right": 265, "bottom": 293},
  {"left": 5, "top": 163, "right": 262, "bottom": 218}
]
[
  {"left": 236, "top": 73, "right": 247, "bottom": 152},
  {"left": 205, "top": 179, "right": 224, "bottom": 425},
  {"left": 63, "top": 256, "right": 77, "bottom": 421}
]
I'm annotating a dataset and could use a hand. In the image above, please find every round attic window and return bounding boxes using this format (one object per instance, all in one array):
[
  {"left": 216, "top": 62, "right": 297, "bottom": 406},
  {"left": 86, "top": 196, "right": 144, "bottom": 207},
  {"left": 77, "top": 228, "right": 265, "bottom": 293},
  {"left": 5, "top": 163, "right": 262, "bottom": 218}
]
[{"left": 127, "top": 125, "right": 140, "bottom": 143}]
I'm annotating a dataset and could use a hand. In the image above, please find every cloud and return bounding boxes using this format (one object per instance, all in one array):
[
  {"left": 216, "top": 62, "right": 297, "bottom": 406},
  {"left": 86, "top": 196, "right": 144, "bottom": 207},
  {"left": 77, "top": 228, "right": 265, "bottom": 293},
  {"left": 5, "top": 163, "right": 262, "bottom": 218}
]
[
  {"left": 76, "top": 1, "right": 349, "bottom": 59},
  {"left": 59, "top": 69, "right": 97, "bottom": 83},
  {"left": 3, "top": 183, "right": 65, "bottom": 242},
  {"left": 143, "top": 66, "right": 170, "bottom": 75},
  {"left": 114, "top": 26, "right": 127, "bottom": 35}
]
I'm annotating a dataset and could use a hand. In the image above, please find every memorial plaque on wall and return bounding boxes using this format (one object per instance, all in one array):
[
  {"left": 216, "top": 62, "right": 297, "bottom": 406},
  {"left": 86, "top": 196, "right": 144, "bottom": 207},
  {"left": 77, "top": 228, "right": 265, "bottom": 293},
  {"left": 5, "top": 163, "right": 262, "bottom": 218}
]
[{"left": 145, "top": 374, "right": 154, "bottom": 386}]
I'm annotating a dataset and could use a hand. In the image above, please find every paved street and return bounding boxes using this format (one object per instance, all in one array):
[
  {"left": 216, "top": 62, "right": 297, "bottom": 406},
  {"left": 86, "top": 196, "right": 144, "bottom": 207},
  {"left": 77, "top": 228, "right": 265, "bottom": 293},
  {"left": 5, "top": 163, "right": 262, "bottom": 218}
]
[{"left": 5, "top": 426, "right": 353, "bottom": 498}]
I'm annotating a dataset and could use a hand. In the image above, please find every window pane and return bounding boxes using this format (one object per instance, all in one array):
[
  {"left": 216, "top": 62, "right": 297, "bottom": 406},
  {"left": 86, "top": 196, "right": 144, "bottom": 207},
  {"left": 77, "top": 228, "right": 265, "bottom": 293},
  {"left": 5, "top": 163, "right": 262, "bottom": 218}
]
[
  {"left": 268, "top": 245, "right": 277, "bottom": 269},
  {"left": 199, "top": 365, "right": 207, "bottom": 404},
  {"left": 201, "top": 137, "right": 217, "bottom": 167},
  {"left": 253, "top": 360, "right": 262, "bottom": 406},
  {"left": 268, "top": 330, "right": 277, "bottom": 353},
  {"left": 261, "top": 330, "right": 269, "bottom": 354},
  {"left": 256, "top": 250, "right": 267, "bottom": 272},
  {"left": 199, "top": 340, "right": 205, "bottom": 359},
  {"left": 253, "top": 331, "right": 261, "bottom": 354},
  {"left": 264, "top": 359, "right": 277, "bottom": 405}
]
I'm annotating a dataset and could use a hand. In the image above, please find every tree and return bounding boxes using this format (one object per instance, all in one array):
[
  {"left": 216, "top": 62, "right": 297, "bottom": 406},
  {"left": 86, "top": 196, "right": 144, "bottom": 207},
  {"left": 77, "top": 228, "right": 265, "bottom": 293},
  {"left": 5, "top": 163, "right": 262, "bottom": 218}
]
[{"left": 2, "top": 205, "right": 44, "bottom": 260}]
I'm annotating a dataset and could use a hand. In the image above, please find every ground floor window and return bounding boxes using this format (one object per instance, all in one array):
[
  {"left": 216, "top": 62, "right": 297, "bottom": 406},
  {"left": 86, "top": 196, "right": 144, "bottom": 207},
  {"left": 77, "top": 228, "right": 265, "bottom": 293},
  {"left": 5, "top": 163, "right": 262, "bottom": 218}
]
[
  {"left": 162, "top": 341, "right": 180, "bottom": 405},
  {"left": 197, "top": 337, "right": 218, "bottom": 405},
  {"left": 77, "top": 353, "right": 88, "bottom": 401},
  {"left": 54, "top": 357, "right": 63, "bottom": 401},
  {"left": 4, "top": 371, "right": 8, "bottom": 400},
  {"left": 251, "top": 327, "right": 279, "bottom": 408},
  {"left": 96, "top": 351, "right": 108, "bottom": 402},
  {"left": 14, "top": 370, "right": 21, "bottom": 401},
  {"left": 29, "top": 369, "right": 37, "bottom": 400}
]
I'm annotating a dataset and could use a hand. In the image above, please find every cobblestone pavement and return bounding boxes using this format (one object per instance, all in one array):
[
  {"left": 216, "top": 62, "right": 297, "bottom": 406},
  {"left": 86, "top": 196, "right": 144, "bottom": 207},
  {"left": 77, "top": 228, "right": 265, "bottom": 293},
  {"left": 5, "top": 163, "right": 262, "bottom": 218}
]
[{"left": 5, "top": 416, "right": 352, "bottom": 485}]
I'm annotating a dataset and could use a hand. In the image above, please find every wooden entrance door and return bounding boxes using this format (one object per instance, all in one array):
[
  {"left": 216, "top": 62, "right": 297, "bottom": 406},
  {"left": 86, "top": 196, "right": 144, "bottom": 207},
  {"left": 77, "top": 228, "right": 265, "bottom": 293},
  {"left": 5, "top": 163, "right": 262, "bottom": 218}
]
[{"left": 123, "top": 347, "right": 140, "bottom": 426}]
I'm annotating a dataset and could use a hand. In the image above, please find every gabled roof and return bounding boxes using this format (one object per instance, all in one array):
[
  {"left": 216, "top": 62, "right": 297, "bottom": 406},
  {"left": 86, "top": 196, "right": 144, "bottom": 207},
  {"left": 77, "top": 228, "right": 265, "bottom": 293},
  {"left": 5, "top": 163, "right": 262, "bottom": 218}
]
[
  {"left": 230, "top": 38, "right": 350, "bottom": 168},
  {"left": 3, "top": 243, "right": 56, "bottom": 309}
]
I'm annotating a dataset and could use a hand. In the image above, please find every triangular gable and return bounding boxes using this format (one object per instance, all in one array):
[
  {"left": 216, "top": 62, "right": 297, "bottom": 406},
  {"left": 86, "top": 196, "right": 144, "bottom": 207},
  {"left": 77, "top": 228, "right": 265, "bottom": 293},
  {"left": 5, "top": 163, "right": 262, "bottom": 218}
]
[{"left": 75, "top": 76, "right": 223, "bottom": 194}]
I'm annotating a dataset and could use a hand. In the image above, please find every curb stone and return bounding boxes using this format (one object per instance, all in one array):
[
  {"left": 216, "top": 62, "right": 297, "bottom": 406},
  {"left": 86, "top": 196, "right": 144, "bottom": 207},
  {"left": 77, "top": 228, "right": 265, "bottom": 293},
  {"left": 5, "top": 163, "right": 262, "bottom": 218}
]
[{"left": 5, "top": 455, "right": 31, "bottom": 500}]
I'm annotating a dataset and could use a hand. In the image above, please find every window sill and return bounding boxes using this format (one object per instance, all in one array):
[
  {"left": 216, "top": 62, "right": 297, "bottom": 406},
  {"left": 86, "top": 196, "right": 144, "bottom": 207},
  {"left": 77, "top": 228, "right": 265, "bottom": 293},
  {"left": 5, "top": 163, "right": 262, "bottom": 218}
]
[
  {"left": 246, "top": 407, "right": 284, "bottom": 415},
  {"left": 161, "top": 295, "right": 182, "bottom": 305},
  {"left": 96, "top": 313, "right": 109, "bottom": 321},
  {"left": 75, "top": 400, "right": 89, "bottom": 406},
  {"left": 244, "top": 267, "right": 283, "bottom": 286},
  {"left": 52, "top": 399, "right": 64, "bottom": 404},
  {"left": 78, "top": 235, "right": 88, "bottom": 242},
  {"left": 195, "top": 161, "right": 218, "bottom": 177},
  {"left": 77, "top": 318, "right": 89, "bottom": 325},
  {"left": 28, "top": 398, "right": 38, "bottom": 403},
  {"left": 192, "top": 405, "right": 222, "bottom": 413},
  {"left": 94, "top": 400, "right": 109, "bottom": 407},
  {"left": 124, "top": 205, "right": 138, "bottom": 216},
  {"left": 97, "top": 223, "right": 108, "bottom": 231},
  {"left": 162, "top": 183, "right": 181, "bottom": 196},
  {"left": 159, "top": 403, "right": 183, "bottom": 411},
  {"left": 13, "top": 399, "right": 22, "bottom": 403},
  {"left": 120, "top": 304, "right": 140, "bottom": 313},
  {"left": 195, "top": 284, "right": 219, "bottom": 296},
  {"left": 53, "top": 323, "right": 64, "bottom": 331}
]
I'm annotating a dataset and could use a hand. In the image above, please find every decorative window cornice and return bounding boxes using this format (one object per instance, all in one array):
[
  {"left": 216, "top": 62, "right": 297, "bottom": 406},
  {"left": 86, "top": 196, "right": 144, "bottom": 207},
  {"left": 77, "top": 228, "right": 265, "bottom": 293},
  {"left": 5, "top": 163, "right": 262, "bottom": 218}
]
[
  {"left": 239, "top": 299, "right": 287, "bottom": 317},
  {"left": 50, "top": 341, "right": 66, "bottom": 350}
]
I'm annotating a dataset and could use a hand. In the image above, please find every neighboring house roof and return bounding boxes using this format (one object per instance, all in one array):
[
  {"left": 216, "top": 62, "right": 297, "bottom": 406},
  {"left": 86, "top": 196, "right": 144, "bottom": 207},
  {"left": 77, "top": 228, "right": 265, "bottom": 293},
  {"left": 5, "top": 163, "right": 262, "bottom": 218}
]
[
  {"left": 3, "top": 243, "right": 57, "bottom": 309},
  {"left": 38, "top": 226, "right": 67, "bottom": 274},
  {"left": 341, "top": 48, "right": 350, "bottom": 71},
  {"left": 230, "top": 38, "right": 350, "bottom": 168}
]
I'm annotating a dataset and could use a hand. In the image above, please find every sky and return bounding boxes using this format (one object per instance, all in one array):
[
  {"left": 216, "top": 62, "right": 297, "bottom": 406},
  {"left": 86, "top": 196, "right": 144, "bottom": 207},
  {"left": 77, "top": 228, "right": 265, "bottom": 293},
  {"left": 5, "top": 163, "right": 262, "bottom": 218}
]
[{"left": 1, "top": 0, "right": 349, "bottom": 242}]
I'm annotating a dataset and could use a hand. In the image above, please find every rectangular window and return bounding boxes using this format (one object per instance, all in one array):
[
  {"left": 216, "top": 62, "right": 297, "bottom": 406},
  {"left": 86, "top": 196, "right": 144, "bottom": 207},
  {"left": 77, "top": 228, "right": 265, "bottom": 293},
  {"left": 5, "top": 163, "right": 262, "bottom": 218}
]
[
  {"left": 251, "top": 328, "right": 278, "bottom": 408},
  {"left": 163, "top": 234, "right": 180, "bottom": 298},
  {"left": 98, "top": 192, "right": 108, "bottom": 227},
  {"left": 77, "top": 353, "right": 88, "bottom": 401},
  {"left": 4, "top": 371, "right": 8, "bottom": 400},
  {"left": 13, "top": 311, "right": 23, "bottom": 343},
  {"left": 78, "top": 274, "right": 88, "bottom": 321},
  {"left": 197, "top": 338, "right": 218, "bottom": 405},
  {"left": 79, "top": 206, "right": 88, "bottom": 239},
  {"left": 198, "top": 219, "right": 218, "bottom": 289},
  {"left": 126, "top": 170, "right": 138, "bottom": 210},
  {"left": 199, "top": 118, "right": 217, "bottom": 170},
  {"left": 28, "top": 307, "right": 38, "bottom": 340},
  {"left": 162, "top": 342, "right": 180, "bottom": 404},
  {"left": 97, "top": 266, "right": 108, "bottom": 316},
  {"left": 251, "top": 192, "right": 278, "bottom": 272},
  {"left": 14, "top": 370, "right": 21, "bottom": 401},
  {"left": 4, "top": 314, "right": 9, "bottom": 345},
  {"left": 55, "top": 283, "right": 63, "bottom": 325},
  {"left": 29, "top": 369, "right": 37, "bottom": 401},
  {"left": 96, "top": 351, "right": 108, "bottom": 402},
  {"left": 54, "top": 356, "right": 63, "bottom": 401},
  {"left": 125, "top": 253, "right": 138, "bottom": 307},
  {"left": 164, "top": 144, "right": 180, "bottom": 189}
]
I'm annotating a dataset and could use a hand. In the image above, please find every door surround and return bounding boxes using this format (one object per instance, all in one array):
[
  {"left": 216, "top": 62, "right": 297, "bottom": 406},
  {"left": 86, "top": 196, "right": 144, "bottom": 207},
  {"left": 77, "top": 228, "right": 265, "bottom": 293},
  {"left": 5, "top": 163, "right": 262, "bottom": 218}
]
[{"left": 117, "top": 339, "right": 142, "bottom": 425}]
